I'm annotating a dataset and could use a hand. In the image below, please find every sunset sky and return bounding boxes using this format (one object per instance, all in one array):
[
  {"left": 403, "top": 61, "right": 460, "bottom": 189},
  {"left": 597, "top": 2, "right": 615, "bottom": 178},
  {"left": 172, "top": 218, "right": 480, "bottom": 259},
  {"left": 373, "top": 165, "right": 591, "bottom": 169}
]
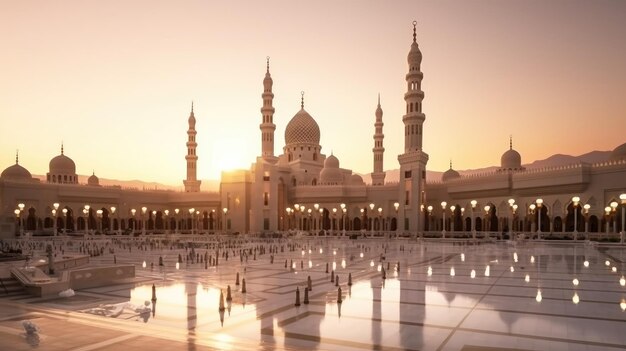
[{"left": 1, "top": 1, "right": 625, "bottom": 186}]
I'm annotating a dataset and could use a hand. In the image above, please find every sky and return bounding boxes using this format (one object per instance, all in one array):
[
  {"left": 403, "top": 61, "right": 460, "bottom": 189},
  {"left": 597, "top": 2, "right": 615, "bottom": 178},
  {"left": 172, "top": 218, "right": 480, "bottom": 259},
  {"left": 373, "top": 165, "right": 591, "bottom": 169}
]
[{"left": 1, "top": 0, "right": 625, "bottom": 186}]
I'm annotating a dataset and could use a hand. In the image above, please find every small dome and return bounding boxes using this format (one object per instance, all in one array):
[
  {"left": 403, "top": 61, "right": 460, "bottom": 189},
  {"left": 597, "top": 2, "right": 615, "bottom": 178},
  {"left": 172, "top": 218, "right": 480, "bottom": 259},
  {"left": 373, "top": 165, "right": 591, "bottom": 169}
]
[
  {"left": 349, "top": 174, "right": 364, "bottom": 185},
  {"left": 324, "top": 154, "right": 339, "bottom": 169},
  {"left": 285, "top": 108, "right": 320, "bottom": 146},
  {"left": 610, "top": 142, "right": 626, "bottom": 161},
  {"left": 501, "top": 149, "right": 522, "bottom": 170},
  {"left": 408, "top": 42, "right": 422, "bottom": 65},
  {"left": 1, "top": 163, "right": 32, "bottom": 180},
  {"left": 442, "top": 168, "right": 460, "bottom": 182},
  {"left": 49, "top": 154, "right": 76, "bottom": 174},
  {"left": 88, "top": 172, "right": 99, "bottom": 186}
]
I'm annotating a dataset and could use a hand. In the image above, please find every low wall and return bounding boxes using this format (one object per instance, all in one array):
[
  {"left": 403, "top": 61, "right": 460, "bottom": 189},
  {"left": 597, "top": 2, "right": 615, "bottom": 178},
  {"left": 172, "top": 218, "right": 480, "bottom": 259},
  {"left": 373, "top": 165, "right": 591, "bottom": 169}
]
[{"left": 69, "top": 265, "right": 135, "bottom": 290}]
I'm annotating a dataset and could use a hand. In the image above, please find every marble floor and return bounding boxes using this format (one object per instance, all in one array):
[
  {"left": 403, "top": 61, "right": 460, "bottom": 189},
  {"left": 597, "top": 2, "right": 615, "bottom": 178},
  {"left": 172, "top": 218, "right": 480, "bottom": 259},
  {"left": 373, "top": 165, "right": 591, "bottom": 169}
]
[{"left": 0, "top": 237, "right": 625, "bottom": 351}]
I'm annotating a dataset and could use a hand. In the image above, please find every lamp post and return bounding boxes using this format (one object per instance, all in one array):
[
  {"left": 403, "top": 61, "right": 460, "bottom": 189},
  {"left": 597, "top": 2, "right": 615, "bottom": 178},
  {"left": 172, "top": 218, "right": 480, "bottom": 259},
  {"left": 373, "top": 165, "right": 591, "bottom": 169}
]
[
  {"left": 141, "top": 206, "right": 147, "bottom": 236},
  {"left": 340, "top": 203, "right": 346, "bottom": 236},
  {"left": 394, "top": 202, "right": 399, "bottom": 237},
  {"left": 96, "top": 210, "right": 103, "bottom": 234},
  {"left": 286, "top": 208, "right": 292, "bottom": 231},
  {"left": 572, "top": 196, "right": 580, "bottom": 240},
  {"left": 583, "top": 204, "right": 591, "bottom": 239},
  {"left": 536, "top": 198, "right": 543, "bottom": 239},
  {"left": 314, "top": 204, "right": 319, "bottom": 231},
  {"left": 470, "top": 200, "right": 477, "bottom": 240},
  {"left": 164, "top": 209, "right": 169, "bottom": 234},
  {"left": 174, "top": 208, "right": 179, "bottom": 234},
  {"left": 619, "top": 193, "right": 626, "bottom": 244},
  {"left": 110, "top": 206, "right": 117, "bottom": 235},
  {"left": 196, "top": 210, "right": 201, "bottom": 235},
  {"left": 332, "top": 208, "right": 337, "bottom": 236},
  {"left": 450, "top": 205, "right": 456, "bottom": 233},
  {"left": 441, "top": 201, "right": 447, "bottom": 238},
  {"left": 484, "top": 205, "right": 491, "bottom": 239},
  {"left": 84, "top": 205, "right": 90, "bottom": 234},
  {"left": 427, "top": 206, "right": 433, "bottom": 232},
  {"left": 222, "top": 207, "right": 228, "bottom": 233},
  {"left": 369, "top": 203, "right": 375, "bottom": 238},
  {"left": 62, "top": 208, "right": 68, "bottom": 235},
  {"left": 529, "top": 204, "right": 536, "bottom": 235},
  {"left": 508, "top": 199, "right": 515, "bottom": 240},
  {"left": 605, "top": 206, "right": 611, "bottom": 238},
  {"left": 610, "top": 201, "right": 618, "bottom": 235},
  {"left": 189, "top": 208, "right": 195, "bottom": 236},
  {"left": 360, "top": 208, "right": 365, "bottom": 236},
  {"left": 461, "top": 207, "right": 465, "bottom": 236},
  {"left": 319, "top": 208, "right": 324, "bottom": 235},
  {"left": 14, "top": 209, "right": 21, "bottom": 236},
  {"left": 131, "top": 208, "right": 137, "bottom": 233},
  {"left": 377, "top": 207, "right": 382, "bottom": 237},
  {"left": 307, "top": 208, "right": 312, "bottom": 234},
  {"left": 52, "top": 203, "right": 59, "bottom": 236}
]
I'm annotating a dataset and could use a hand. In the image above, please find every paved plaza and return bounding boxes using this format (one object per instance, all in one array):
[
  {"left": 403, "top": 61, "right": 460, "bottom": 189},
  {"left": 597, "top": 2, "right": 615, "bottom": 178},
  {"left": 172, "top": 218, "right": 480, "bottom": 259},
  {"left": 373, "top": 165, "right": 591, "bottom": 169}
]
[{"left": 1, "top": 236, "right": 625, "bottom": 351}]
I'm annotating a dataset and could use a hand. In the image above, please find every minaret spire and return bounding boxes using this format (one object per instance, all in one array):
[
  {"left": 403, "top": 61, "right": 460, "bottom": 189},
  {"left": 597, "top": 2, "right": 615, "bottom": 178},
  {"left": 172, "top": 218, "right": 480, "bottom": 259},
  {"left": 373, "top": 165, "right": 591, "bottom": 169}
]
[
  {"left": 510, "top": 135, "right": 513, "bottom": 150},
  {"left": 61, "top": 142, "right": 64, "bottom": 155},
  {"left": 15, "top": 150, "right": 19, "bottom": 164},
  {"left": 260, "top": 57, "right": 276, "bottom": 158},
  {"left": 450, "top": 160, "right": 453, "bottom": 169},
  {"left": 301, "top": 91, "right": 304, "bottom": 109},
  {"left": 183, "top": 102, "right": 201, "bottom": 192},
  {"left": 413, "top": 20, "right": 417, "bottom": 43},
  {"left": 372, "top": 95, "right": 386, "bottom": 186}
]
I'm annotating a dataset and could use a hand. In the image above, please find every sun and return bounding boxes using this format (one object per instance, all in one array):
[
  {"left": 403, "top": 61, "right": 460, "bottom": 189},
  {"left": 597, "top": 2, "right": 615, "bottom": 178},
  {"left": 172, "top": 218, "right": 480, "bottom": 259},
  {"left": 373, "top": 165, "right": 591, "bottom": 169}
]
[{"left": 206, "top": 137, "right": 253, "bottom": 179}]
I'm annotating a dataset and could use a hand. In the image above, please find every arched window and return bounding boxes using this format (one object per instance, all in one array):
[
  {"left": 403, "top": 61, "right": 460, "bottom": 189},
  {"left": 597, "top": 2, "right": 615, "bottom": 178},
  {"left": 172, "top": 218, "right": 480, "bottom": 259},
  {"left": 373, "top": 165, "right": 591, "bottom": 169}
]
[{"left": 312, "top": 178, "right": 317, "bottom": 186}]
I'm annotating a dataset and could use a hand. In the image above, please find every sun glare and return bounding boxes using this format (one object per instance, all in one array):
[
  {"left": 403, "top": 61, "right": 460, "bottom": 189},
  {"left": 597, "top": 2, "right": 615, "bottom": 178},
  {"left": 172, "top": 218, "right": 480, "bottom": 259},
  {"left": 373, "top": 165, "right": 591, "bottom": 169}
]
[{"left": 208, "top": 137, "right": 253, "bottom": 179}]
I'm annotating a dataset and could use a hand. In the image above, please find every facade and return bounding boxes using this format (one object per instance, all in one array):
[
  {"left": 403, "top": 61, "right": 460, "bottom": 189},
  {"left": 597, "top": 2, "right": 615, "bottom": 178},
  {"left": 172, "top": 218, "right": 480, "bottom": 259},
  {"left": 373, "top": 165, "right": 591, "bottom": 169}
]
[{"left": 2, "top": 22, "right": 626, "bottom": 238}]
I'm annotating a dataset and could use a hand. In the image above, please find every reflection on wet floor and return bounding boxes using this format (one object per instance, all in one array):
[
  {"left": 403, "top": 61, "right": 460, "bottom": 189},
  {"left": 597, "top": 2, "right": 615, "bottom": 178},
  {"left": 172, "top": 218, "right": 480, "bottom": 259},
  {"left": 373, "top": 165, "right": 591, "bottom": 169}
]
[{"left": 2, "top": 237, "right": 625, "bottom": 350}]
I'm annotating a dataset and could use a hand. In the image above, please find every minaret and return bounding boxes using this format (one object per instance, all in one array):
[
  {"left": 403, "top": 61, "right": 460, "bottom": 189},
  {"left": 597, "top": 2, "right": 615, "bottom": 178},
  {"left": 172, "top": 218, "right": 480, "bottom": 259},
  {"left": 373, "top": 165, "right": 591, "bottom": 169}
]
[
  {"left": 397, "top": 21, "right": 429, "bottom": 234},
  {"left": 371, "top": 94, "right": 386, "bottom": 186},
  {"left": 183, "top": 102, "right": 201, "bottom": 192},
  {"left": 260, "top": 56, "right": 276, "bottom": 158}
]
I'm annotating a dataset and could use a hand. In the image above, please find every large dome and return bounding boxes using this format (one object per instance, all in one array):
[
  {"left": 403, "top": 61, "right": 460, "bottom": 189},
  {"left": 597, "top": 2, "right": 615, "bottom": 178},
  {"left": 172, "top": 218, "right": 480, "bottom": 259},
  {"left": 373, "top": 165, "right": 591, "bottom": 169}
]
[
  {"left": 285, "top": 108, "right": 320, "bottom": 146},
  {"left": 49, "top": 154, "right": 76, "bottom": 174},
  {"left": 501, "top": 149, "right": 522, "bottom": 170},
  {"left": 442, "top": 168, "right": 460, "bottom": 182},
  {"left": 1, "top": 163, "right": 32, "bottom": 180},
  {"left": 88, "top": 172, "right": 100, "bottom": 186},
  {"left": 610, "top": 142, "right": 626, "bottom": 161}
]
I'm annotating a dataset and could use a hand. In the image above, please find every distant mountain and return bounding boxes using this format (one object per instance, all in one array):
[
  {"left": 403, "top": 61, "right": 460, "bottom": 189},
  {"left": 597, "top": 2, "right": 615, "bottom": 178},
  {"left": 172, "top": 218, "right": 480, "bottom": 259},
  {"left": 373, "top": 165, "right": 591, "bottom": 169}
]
[
  {"left": 362, "top": 150, "right": 612, "bottom": 183},
  {"left": 32, "top": 174, "right": 221, "bottom": 192}
]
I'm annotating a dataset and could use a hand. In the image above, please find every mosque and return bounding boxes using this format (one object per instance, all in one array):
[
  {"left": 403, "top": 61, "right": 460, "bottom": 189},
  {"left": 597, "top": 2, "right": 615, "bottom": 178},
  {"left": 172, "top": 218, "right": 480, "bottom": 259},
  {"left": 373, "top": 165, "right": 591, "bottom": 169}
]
[{"left": 1, "top": 23, "right": 626, "bottom": 239}]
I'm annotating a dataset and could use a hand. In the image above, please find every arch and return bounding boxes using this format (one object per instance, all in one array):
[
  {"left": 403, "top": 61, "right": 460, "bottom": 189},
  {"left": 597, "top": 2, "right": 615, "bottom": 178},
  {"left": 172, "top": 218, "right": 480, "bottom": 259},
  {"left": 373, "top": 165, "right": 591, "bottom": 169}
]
[
  {"left": 553, "top": 216, "right": 563, "bottom": 232},
  {"left": 589, "top": 215, "right": 599, "bottom": 232},
  {"left": 312, "top": 178, "right": 317, "bottom": 186},
  {"left": 353, "top": 217, "right": 361, "bottom": 231},
  {"left": 26, "top": 207, "right": 37, "bottom": 230},
  {"left": 390, "top": 217, "right": 397, "bottom": 231},
  {"left": 475, "top": 217, "right": 482, "bottom": 231},
  {"left": 77, "top": 217, "right": 86, "bottom": 231},
  {"left": 465, "top": 217, "right": 471, "bottom": 231},
  {"left": 565, "top": 202, "right": 583, "bottom": 232},
  {"left": 44, "top": 217, "right": 53, "bottom": 228}
]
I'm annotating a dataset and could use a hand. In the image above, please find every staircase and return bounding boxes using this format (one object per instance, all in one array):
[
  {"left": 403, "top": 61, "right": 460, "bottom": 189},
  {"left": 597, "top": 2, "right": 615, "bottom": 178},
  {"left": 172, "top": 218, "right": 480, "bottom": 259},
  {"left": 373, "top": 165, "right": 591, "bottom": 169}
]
[{"left": 0, "top": 276, "right": 29, "bottom": 299}]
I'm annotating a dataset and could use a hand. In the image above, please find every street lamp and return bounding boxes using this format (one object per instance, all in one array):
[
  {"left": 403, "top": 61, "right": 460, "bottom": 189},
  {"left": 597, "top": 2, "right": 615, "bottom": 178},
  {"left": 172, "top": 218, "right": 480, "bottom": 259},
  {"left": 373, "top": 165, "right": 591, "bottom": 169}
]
[
  {"left": 610, "top": 201, "right": 618, "bottom": 235},
  {"left": 536, "top": 198, "right": 543, "bottom": 239},
  {"left": 484, "top": 205, "right": 491, "bottom": 238},
  {"left": 369, "top": 203, "right": 375, "bottom": 238},
  {"left": 52, "top": 203, "right": 59, "bottom": 236},
  {"left": 62, "top": 208, "right": 68, "bottom": 235},
  {"left": 377, "top": 207, "right": 383, "bottom": 236},
  {"left": 470, "top": 200, "right": 477, "bottom": 240},
  {"left": 174, "top": 208, "right": 180, "bottom": 233},
  {"left": 508, "top": 199, "right": 515, "bottom": 240},
  {"left": 583, "top": 204, "right": 591, "bottom": 238},
  {"left": 164, "top": 209, "right": 169, "bottom": 234},
  {"left": 427, "top": 205, "right": 433, "bottom": 231},
  {"left": 619, "top": 193, "right": 626, "bottom": 244},
  {"left": 84, "top": 205, "right": 90, "bottom": 234},
  {"left": 314, "top": 204, "right": 319, "bottom": 231},
  {"left": 441, "top": 201, "right": 447, "bottom": 238},
  {"left": 340, "top": 203, "right": 346, "bottom": 235},
  {"left": 572, "top": 196, "right": 580, "bottom": 240},
  {"left": 286, "top": 207, "right": 292, "bottom": 230},
  {"left": 450, "top": 205, "right": 456, "bottom": 233},
  {"left": 110, "top": 206, "right": 117, "bottom": 235},
  {"left": 360, "top": 208, "right": 365, "bottom": 235},
  {"left": 131, "top": 208, "right": 137, "bottom": 233},
  {"left": 605, "top": 206, "right": 611, "bottom": 237},
  {"left": 307, "top": 208, "right": 312, "bottom": 234},
  {"left": 189, "top": 208, "right": 195, "bottom": 236},
  {"left": 332, "top": 208, "right": 337, "bottom": 235},
  {"left": 319, "top": 208, "right": 324, "bottom": 235},
  {"left": 14, "top": 209, "right": 21, "bottom": 236},
  {"left": 222, "top": 207, "right": 228, "bottom": 232},
  {"left": 96, "top": 209, "right": 103, "bottom": 234},
  {"left": 152, "top": 210, "right": 157, "bottom": 233},
  {"left": 141, "top": 206, "right": 147, "bottom": 236},
  {"left": 529, "top": 204, "right": 536, "bottom": 235}
]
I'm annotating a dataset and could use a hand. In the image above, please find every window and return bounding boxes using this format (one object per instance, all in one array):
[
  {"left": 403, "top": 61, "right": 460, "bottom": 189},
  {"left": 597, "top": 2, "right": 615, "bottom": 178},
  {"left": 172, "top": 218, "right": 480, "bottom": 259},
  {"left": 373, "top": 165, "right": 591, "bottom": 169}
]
[
  {"left": 264, "top": 218, "right": 270, "bottom": 230},
  {"left": 264, "top": 192, "right": 269, "bottom": 206},
  {"left": 405, "top": 171, "right": 412, "bottom": 178},
  {"left": 405, "top": 190, "right": 410, "bottom": 205}
]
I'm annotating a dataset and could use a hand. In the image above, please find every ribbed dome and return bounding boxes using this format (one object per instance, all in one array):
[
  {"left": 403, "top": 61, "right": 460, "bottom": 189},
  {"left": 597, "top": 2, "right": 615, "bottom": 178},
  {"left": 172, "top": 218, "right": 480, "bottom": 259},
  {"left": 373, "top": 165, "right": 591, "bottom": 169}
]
[
  {"left": 349, "top": 174, "right": 364, "bottom": 185},
  {"left": 320, "top": 154, "right": 342, "bottom": 184},
  {"left": 49, "top": 154, "right": 76, "bottom": 174},
  {"left": 324, "top": 154, "right": 339, "bottom": 168},
  {"left": 1, "top": 163, "right": 32, "bottom": 180},
  {"left": 407, "top": 42, "right": 422, "bottom": 65},
  {"left": 501, "top": 149, "right": 522, "bottom": 170},
  {"left": 442, "top": 168, "right": 460, "bottom": 182},
  {"left": 285, "top": 108, "right": 320, "bottom": 146},
  {"left": 88, "top": 172, "right": 99, "bottom": 186},
  {"left": 610, "top": 142, "right": 626, "bottom": 161}
]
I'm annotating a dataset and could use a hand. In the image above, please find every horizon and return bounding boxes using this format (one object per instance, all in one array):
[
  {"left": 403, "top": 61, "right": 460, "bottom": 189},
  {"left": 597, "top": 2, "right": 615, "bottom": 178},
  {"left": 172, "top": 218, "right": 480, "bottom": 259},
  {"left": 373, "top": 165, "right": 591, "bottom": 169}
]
[{"left": 2, "top": 1, "right": 625, "bottom": 186}]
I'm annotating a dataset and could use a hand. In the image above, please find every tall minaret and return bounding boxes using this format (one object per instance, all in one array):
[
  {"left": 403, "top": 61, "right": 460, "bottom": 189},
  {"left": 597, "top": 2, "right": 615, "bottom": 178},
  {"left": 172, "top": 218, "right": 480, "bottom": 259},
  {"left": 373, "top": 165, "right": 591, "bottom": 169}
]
[
  {"left": 183, "top": 102, "right": 201, "bottom": 192},
  {"left": 371, "top": 94, "right": 386, "bottom": 186},
  {"left": 397, "top": 21, "right": 429, "bottom": 233},
  {"left": 260, "top": 56, "right": 276, "bottom": 159}
]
